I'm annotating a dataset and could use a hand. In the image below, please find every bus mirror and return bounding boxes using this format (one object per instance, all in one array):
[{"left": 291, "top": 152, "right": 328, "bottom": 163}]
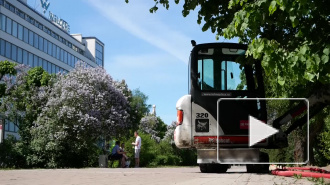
[{"left": 231, "top": 72, "right": 234, "bottom": 79}]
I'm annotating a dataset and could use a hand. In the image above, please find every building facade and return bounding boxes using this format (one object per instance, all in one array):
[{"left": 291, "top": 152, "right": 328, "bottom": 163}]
[{"left": 0, "top": 0, "right": 105, "bottom": 140}]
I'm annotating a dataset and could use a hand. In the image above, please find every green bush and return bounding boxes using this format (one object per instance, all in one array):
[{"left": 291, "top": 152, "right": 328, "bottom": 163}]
[
  {"left": 0, "top": 135, "right": 26, "bottom": 168},
  {"left": 319, "top": 131, "right": 330, "bottom": 160},
  {"left": 123, "top": 132, "right": 196, "bottom": 167}
]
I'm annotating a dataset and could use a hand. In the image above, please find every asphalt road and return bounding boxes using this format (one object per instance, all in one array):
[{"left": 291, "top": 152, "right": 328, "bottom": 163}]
[{"left": 0, "top": 166, "right": 315, "bottom": 185}]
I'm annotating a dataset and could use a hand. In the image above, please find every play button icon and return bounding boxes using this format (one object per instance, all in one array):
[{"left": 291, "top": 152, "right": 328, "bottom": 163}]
[{"left": 249, "top": 116, "right": 279, "bottom": 147}]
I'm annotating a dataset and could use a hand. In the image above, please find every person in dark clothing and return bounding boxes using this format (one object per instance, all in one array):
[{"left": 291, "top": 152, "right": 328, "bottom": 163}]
[{"left": 111, "top": 141, "right": 126, "bottom": 168}]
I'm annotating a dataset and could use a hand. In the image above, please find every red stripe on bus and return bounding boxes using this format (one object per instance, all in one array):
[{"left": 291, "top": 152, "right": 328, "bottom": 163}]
[
  {"left": 291, "top": 106, "right": 307, "bottom": 118},
  {"left": 194, "top": 136, "right": 266, "bottom": 144},
  {"left": 240, "top": 120, "right": 266, "bottom": 130},
  {"left": 239, "top": 120, "right": 249, "bottom": 129}
]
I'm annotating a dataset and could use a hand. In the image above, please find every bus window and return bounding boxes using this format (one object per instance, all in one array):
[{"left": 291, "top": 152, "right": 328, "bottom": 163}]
[
  {"left": 222, "top": 61, "right": 247, "bottom": 90},
  {"left": 198, "top": 58, "right": 247, "bottom": 91},
  {"left": 198, "top": 58, "right": 215, "bottom": 90}
]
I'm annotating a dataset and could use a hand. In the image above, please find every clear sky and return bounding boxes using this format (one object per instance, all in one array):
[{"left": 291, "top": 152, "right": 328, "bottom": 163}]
[{"left": 30, "top": 0, "right": 237, "bottom": 125}]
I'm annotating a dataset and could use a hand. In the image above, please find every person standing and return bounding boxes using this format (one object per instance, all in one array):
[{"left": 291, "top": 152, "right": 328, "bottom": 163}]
[{"left": 131, "top": 131, "right": 141, "bottom": 167}]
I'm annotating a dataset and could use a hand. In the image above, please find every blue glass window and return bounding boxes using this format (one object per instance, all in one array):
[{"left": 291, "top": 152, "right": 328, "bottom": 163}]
[
  {"left": 43, "top": 60, "right": 47, "bottom": 71},
  {"left": 47, "top": 61, "right": 52, "bottom": 73},
  {"left": 28, "top": 30, "right": 33, "bottom": 46},
  {"left": 60, "top": 49, "right": 64, "bottom": 62},
  {"left": 43, "top": 39, "right": 48, "bottom": 53},
  {"left": 18, "top": 24, "right": 23, "bottom": 40},
  {"left": 23, "top": 27, "right": 28, "bottom": 43},
  {"left": 0, "top": 39, "right": 5, "bottom": 56},
  {"left": 28, "top": 52, "right": 33, "bottom": 67},
  {"left": 34, "top": 33, "right": 38, "bottom": 48},
  {"left": 52, "top": 43, "right": 56, "bottom": 57},
  {"left": 56, "top": 46, "right": 60, "bottom": 60},
  {"left": 5, "top": 41, "right": 11, "bottom": 58},
  {"left": 0, "top": 14, "right": 5, "bottom": 31},
  {"left": 34, "top": 55, "right": 38, "bottom": 67},
  {"left": 38, "top": 57, "right": 43, "bottom": 67},
  {"left": 5, "top": 17, "right": 11, "bottom": 34},
  {"left": 12, "top": 21, "right": 17, "bottom": 37},
  {"left": 64, "top": 51, "right": 67, "bottom": 64},
  {"left": 38, "top": 36, "right": 43, "bottom": 51},
  {"left": 47, "top": 41, "right": 52, "bottom": 55},
  {"left": 23, "top": 50, "right": 28, "bottom": 65},
  {"left": 11, "top": 44, "right": 17, "bottom": 61},
  {"left": 52, "top": 63, "right": 55, "bottom": 73},
  {"left": 96, "top": 42, "right": 103, "bottom": 66},
  {"left": 68, "top": 53, "right": 71, "bottom": 65},
  {"left": 17, "top": 47, "right": 23, "bottom": 64}
]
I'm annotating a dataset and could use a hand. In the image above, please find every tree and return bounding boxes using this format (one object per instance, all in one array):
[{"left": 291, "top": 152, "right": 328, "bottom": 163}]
[
  {"left": 126, "top": 0, "right": 330, "bottom": 165},
  {"left": 0, "top": 60, "right": 20, "bottom": 97},
  {"left": 1, "top": 66, "right": 52, "bottom": 166},
  {"left": 0, "top": 62, "right": 51, "bottom": 168},
  {"left": 141, "top": 0, "right": 330, "bottom": 99},
  {"left": 162, "top": 121, "right": 176, "bottom": 143},
  {"left": 130, "top": 89, "right": 151, "bottom": 131},
  {"left": 139, "top": 114, "right": 160, "bottom": 142},
  {"left": 162, "top": 121, "right": 197, "bottom": 166},
  {"left": 139, "top": 114, "right": 167, "bottom": 142},
  {"left": 155, "top": 117, "right": 167, "bottom": 139},
  {"left": 28, "top": 62, "right": 130, "bottom": 167}
]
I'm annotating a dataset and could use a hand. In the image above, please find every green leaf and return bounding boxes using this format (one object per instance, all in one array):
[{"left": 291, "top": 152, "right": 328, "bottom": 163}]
[
  {"left": 228, "top": 0, "right": 235, "bottom": 9},
  {"left": 256, "top": 0, "right": 266, "bottom": 7},
  {"left": 323, "top": 47, "right": 329, "bottom": 55},
  {"left": 321, "top": 55, "right": 329, "bottom": 64},
  {"left": 289, "top": 16, "right": 296, "bottom": 23},
  {"left": 278, "top": 79, "right": 285, "bottom": 86},
  {"left": 289, "top": 16, "right": 299, "bottom": 28},
  {"left": 306, "top": 59, "right": 312, "bottom": 69},
  {"left": 269, "top": 1, "right": 277, "bottom": 15},
  {"left": 300, "top": 45, "right": 307, "bottom": 55},
  {"left": 277, "top": 76, "right": 285, "bottom": 86},
  {"left": 257, "top": 42, "right": 265, "bottom": 53},
  {"left": 299, "top": 55, "right": 306, "bottom": 62},
  {"left": 304, "top": 72, "right": 315, "bottom": 82},
  {"left": 314, "top": 55, "right": 320, "bottom": 65}
]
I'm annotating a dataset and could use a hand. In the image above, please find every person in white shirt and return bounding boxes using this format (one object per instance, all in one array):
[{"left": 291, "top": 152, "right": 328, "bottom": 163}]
[{"left": 131, "top": 131, "right": 141, "bottom": 167}]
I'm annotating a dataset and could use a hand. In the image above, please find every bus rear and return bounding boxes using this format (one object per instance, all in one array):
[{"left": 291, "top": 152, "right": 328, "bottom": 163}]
[{"left": 174, "top": 43, "right": 269, "bottom": 173}]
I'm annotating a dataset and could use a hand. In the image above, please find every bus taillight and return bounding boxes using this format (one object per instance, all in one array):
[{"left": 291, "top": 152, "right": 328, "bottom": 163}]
[{"left": 177, "top": 110, "right": 183, "bottom": 126}]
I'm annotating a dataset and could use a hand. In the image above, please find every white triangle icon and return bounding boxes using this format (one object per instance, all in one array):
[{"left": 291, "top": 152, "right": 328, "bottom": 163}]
[{"left": 249, "top": 115, "right": 279, "bottom": 147}]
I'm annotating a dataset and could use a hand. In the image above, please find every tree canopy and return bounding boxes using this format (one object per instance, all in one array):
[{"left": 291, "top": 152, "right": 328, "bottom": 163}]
[
  {"left": 124, "top": 0, "right": 330, "bottom": 164},
  {"left": 140, "top": 0, "right": 329, "bottom": 100}
]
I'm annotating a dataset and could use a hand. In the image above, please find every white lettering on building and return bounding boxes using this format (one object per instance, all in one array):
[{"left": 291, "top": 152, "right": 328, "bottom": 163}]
[{"left": 49, "top": 11, "right": 70, "bottom": 33}]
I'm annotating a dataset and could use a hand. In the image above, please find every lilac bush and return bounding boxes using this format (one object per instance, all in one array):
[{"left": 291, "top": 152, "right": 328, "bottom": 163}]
[
  {"left": 162, "top": 121, "right": 176, "bottom": 143},
  {"left": 29, "top": 62, "right": 131, "bottom": 167},
  {"left": 139, "top": 115, "right": 161, "bottom": 142}
]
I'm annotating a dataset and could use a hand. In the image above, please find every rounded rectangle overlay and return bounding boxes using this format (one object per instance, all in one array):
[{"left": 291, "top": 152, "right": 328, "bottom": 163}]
[{"left": 217, "top": 98, "right": 309, "bottom": 165}]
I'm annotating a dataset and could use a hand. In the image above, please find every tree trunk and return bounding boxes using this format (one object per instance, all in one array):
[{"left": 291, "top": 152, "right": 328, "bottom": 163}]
[
  {"left": 293, "top": 129, "right": 306, "bottom": 164},
  {"left": 308, "top": 111, "right": 326, "bottom": 165},
  {"left": 308, "top": 85, "right": 330, "bottom": 107}
]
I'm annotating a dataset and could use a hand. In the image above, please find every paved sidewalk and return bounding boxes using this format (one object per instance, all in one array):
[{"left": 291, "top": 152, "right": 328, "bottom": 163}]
[{"left": 0, "top": 166, "right": 314, "bottom": 185}]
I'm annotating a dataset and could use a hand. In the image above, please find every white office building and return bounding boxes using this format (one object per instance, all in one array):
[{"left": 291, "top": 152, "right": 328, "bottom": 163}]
[{"left": 0, "top": 0, "right": 105, "bottom": 139}]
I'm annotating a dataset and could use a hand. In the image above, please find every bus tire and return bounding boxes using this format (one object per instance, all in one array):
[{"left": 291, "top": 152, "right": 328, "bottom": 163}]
[
  {"left": 246, "top": 152, "right": 269, "bottom": 173},
  {"left": 199, "top": 164, "right": 208, "bottom": 173}
]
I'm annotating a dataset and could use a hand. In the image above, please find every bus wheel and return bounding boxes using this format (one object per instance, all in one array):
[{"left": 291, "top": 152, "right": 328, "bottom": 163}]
[
  {"left": 199, "top": 164, "right": 208, "bottom": 173},
  {"left": 214, "top": 164, "right": 228, "bottom": 173},
  {"left": 199, "top": 164, "right": 228, "bottom": 173},
  {"left": 246, "top": 152, "right": 269, "bottom": 173}
]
